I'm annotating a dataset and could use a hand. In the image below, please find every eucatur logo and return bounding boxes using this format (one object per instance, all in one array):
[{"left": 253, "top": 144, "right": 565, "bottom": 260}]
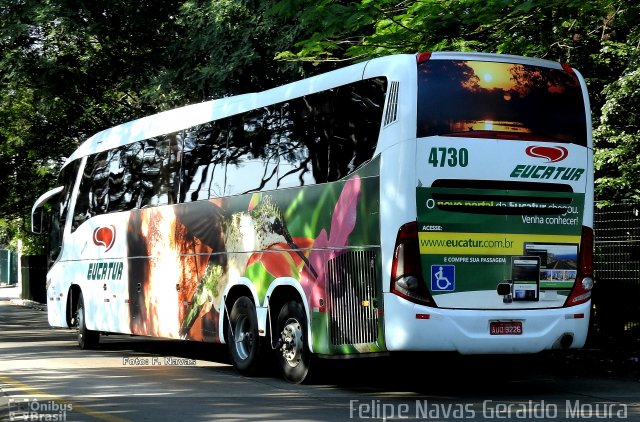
[
  {"left": 525, "top": 145, "right": 568, "bottom": 162},
  {"left": 93, "top": 226, "right": 116, "bottom": 252}
]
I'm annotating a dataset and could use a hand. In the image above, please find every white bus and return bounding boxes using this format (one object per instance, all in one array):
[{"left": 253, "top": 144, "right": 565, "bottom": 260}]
[{"left": 32, "top": 52, "right": 593, "bottom": 383}]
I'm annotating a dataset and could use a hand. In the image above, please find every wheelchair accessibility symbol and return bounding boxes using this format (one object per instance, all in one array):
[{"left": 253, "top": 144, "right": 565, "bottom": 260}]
[{"left": 431, "top": 265, "right": 455, "bottom": 291}]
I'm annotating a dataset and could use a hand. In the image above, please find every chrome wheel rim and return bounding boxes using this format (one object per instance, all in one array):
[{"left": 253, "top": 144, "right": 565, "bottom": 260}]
[
  {"left": 280, "top": 318, "right": 303, "bottom": 368},
  {"left": 233, "top": 315, "right": 253, "bottom": 361}
]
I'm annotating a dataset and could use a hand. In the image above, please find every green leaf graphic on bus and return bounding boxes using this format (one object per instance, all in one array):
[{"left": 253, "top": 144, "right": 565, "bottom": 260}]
[{"left": 125, "top": 165, "right": 381, "bottom": 344}]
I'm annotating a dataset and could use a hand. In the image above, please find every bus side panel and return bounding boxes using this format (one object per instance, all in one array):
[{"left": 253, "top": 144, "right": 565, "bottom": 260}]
[
  {"left": 61, "top": 212, "right": 132, "bottom": 334},
  {"left": 127, "top": 203, "right": 220, "bottom": 341},
  {"left": 123, "top": 158, "right": 383, "bottom": 353},
  {"left": 46, "top": 262, "right": 70, "bottom": 328}
]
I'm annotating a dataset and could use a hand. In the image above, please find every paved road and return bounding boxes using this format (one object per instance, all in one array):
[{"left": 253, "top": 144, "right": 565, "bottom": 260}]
[{"left": 0, "top": 293, "right": 639, "bottom": 421}]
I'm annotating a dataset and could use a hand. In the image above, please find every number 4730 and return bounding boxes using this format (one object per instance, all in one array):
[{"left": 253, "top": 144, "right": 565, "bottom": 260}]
[{"left": 428, "top": 147, "right": 469, "bottom": 167}]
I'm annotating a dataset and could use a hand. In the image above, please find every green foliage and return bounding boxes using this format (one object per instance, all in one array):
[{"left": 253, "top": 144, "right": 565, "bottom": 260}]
[
  {"left": 273, "top": 0, "right": 640, "bottom": 201},
  {"left": 1, "top": 0, "right": 639, "bottom": 252},
  {"left": 0, "top": 218, "right": 45, "bottom": 255},
  {"left": 150, "top": 0, "right": 305, "bottom": 104},
  {"left": 273, "top": 0, "right": 622, "bottom": 63},
  {"left": 594, "top": 68, "right": 640, "bottom": 203},
  {"left": 0, "top": 0, "right": 184, "bottom": 234}
]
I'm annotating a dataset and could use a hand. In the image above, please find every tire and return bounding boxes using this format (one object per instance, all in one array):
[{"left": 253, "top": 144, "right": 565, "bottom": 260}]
[
  {"left": 227, "top": 296, "right": 261, "bottom": 376},
  {"left": 76, "top": 292, "right": 99, "bottom": 350},
  {"left": 275, "top": 300, "right": 312, "bottom": 384}
]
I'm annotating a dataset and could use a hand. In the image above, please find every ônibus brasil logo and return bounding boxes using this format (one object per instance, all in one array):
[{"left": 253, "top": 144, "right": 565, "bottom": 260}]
[
  {"left": 93, "top": 226, "right": 116, "bottom": 252},
  {"left": 525, "top": 145, "right": 568, "bottom": 163}
]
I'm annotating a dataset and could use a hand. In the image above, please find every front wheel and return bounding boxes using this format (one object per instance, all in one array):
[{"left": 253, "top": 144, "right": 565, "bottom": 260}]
[
  {"left": 275, "top": 300, "right": 312, "bottom": 383},
  {"left": 76, "top": 292, "right": 99, "bottom": 350},
  {"left": 227, "top": 296, "right": 261, "bottom": 376}
]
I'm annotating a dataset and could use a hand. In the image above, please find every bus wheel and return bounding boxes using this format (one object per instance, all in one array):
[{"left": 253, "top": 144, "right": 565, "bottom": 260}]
[
  {"left": 276, "top": 300, "right": 311, "bottom": 384},
  {"left": 227, "top": 296, "right": 261, "bottom": 376},
  {"left": 76, "top": 292, "right": 99, "bottom": 350}
]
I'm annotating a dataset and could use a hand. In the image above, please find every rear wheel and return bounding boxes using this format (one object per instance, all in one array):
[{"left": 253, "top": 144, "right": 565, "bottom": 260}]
[
  {"left": 275, "top": 300, "right": 312, "bottom": 383},
  {"left": 76, "top": 292, "right": 99, "bottom": 350},
  {"left": 227, "top": 296, "right": 261, "bottom": 376}
]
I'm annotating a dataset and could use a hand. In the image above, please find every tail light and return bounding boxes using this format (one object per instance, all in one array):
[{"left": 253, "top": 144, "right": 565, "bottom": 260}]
[
  {"left": 416, "top": 52, "right": 432, "bottom": 64},
  {"left": 391, "top": 222, "right": 435, "bottom": 306},
  {"left": 565, "top": 226, "right": 593, "bottom": 306}
]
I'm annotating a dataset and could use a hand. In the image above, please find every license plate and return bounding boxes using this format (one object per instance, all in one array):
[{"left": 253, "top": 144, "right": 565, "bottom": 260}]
[{"left": 490, "top": 321, "right": 523, "bottom": 335}]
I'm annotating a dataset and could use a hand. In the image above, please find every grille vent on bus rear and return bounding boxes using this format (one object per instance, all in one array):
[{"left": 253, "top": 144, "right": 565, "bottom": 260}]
[
  {"left": 327, "top": 249, "right": 379, "bottom": 346},
  {"left": 383, "top": 81, "right": 400, "bottom": 126}
]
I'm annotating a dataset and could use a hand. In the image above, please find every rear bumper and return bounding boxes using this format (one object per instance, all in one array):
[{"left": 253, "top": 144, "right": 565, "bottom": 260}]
[{"left": 383, "top": 293, "right": 590, "bottom": 354}]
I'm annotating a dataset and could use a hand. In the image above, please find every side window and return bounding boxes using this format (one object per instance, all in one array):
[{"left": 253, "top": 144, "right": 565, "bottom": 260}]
[
  {"left": 73, "top": 152, "right": 109, "bottom": 229},
  {"left": 138, "top": 134, "right": 181, "bottom": 207},
  {"left": 277, "top": 77, "right": 387, "bottom": 187},
  {"left": 329, "top": 78, "right": 387, "bottom": 180},
  {"left": 280, "top": 92, "right": 331, "bottom": 185},
  {"left": 176, "top": 77, "right": 387, "bottom": 201},
  {"left": 275, "top": 101, "right": 316, "bottom": 188},
  {"left": 225, "top": 109, "right": 280, "bottom": 196},
  {"left": 181, "top": 122, "right": 228, "bottom": 202},
  {"left": 72, "top": 134, "right": 181, "bottom": 230}
]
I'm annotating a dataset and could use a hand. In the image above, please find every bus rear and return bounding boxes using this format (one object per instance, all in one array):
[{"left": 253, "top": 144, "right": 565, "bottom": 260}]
[{"left": 385, "top": 52, "right": 593, "bottom": 354}]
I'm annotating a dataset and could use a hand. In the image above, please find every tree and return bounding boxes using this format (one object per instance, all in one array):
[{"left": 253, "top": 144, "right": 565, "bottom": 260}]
[
  {"left": 0, "top": 0, "right": 184, "bottom": 249},
  {"left": 594, "top": 67, "right": 640, "bottom": 203},
  {"left": 2, "top": 0, "right": 639, "bottom": 256},
  {"left": 272, "top": 0, "right": 640, "bottom": 201},
  {"left": 0, "top": 0, "right": 308, "bottom": 252},
  {"left": 149, "top": 0, "right": 306, "bottom": 105}
]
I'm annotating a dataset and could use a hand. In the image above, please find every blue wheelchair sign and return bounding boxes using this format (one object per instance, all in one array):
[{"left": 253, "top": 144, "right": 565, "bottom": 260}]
[{"left": 431, "top": 265, "right": 455, "bottom": 291}]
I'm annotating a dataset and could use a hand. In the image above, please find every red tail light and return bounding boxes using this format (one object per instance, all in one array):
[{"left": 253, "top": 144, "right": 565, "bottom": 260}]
[
  {"left": 417, "top": 52, "right": 432, "bottom": 64},
  {"left": 391, "top": 222, "right": 435, "bottom": 306},
  {"left": 565, "top": 226, "right": 593, "bottom": 306},
  {"left": 561, "top": 63, "right": 575, "bottom": 74}
]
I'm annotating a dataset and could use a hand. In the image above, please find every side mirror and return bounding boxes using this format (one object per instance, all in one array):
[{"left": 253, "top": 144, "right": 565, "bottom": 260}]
[
  {"left": 31, "top": 206, "right": 44, "bottom": 234},
  {"left": 31, "top": 186, "right": 64, "bottom": 234}
]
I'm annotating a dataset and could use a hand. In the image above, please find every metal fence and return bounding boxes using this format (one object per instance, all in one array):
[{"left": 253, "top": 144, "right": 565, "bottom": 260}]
[
  {"left": 0, "top": 249, "right": 18, "bottom": 285},
  {"left": 592, "top": 202, "right": 640, "bottom": 347}
]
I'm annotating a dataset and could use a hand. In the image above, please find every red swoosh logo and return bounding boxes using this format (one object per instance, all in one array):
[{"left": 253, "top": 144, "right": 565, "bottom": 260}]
[
  {"left": 93, "top": 226, "right": 116, "bottom": 252},
  {"left": 525, "top": 146, "right": 568, "bottom": 163}
]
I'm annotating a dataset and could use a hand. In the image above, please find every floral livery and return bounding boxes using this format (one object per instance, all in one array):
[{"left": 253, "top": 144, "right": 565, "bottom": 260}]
[{"left": 126, "top": 161, "right": 381, "bottom": 353}]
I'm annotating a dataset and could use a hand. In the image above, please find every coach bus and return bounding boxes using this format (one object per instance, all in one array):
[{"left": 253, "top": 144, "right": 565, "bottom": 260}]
[{"left": 31, "top": 52, "right": 593, "bottom": 383}]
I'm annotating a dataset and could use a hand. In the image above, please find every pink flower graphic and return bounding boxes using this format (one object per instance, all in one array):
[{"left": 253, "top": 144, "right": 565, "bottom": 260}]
[{"left": 300, "top": 175, "right": 361, "bottom": 307}]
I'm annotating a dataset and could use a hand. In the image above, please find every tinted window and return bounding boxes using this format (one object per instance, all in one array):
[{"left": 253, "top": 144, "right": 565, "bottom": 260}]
[
  {"left": 179, "top": 77, "right": 387, "bottom": 199},
  {"left": 181, "top": 122, "right": 227, "bottom": 202},
  {"left": 73, "top": 135, "right": 180, "bottom": 229},
  {"left": 225, "top": 109, "right": 280, "bottom": 196},
  {"left": 279, "top": 77, "right": 387, "bottom": 186},
  {"left": 417, "top": 60, "right": 587, "bottom": 146}
]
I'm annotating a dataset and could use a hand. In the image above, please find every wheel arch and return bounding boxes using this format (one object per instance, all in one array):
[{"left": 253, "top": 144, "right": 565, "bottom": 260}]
[
  {"left": 219, "top": 278, "right": 259, "bottom": 344},
  {"left": 65, "top": 284, "right": 82, "bottom": 328}
]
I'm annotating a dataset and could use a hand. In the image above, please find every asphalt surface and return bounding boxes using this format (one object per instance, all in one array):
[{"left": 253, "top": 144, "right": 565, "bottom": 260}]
[{"left": 1, "top": 284, "right": 639, "bottom": 421}]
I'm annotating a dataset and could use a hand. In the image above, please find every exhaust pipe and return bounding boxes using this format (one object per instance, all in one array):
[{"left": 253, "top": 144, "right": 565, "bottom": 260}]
[{"left": 560, "top": 333, "right": 574, "bottom": 349}]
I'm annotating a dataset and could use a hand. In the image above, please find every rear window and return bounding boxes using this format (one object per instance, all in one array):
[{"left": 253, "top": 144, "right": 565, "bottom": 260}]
[{"left": 417, "top": 59, "right": 587, "bottom": 146}]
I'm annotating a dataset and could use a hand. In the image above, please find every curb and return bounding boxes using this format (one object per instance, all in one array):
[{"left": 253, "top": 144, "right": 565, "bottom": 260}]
[{"left": 9, "top": 298, "right": 47, "bottom": 311}]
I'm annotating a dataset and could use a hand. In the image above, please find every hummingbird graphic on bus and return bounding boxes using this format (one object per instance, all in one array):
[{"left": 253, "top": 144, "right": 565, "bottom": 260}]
[{"left": 178, "top": 194, "right": 317, "bottom": 337}]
